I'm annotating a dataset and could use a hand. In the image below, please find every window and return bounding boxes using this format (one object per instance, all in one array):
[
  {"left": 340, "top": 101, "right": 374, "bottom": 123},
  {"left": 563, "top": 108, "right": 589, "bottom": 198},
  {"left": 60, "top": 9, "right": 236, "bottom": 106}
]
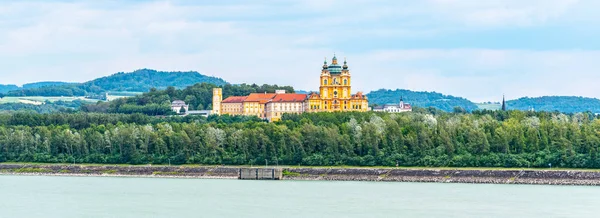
[
  {"left": 324, "top": 79, "right": 328, "bottom": 85},
  {"left": 344, "top": 79, "right": 347, "bottom": 85}
]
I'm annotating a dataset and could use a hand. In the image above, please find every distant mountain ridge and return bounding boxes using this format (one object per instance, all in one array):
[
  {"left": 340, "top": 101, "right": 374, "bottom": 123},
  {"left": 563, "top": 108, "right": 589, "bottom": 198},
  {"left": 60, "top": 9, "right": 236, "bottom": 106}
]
[
  {"left": 0, "top": 84, "right": 19, "bottom": 94},
  {"left": 366, "top": 89, "right": 479, "bottom": 112},
  {"left": 507, "top": 96, "right": 600, "bottom": 113},
  {"left": 5, "top": 69, "right": 228, "bottom": 97},
  {"left": 23, "top": 82, "right": 75, "bottom": 89},
  {"left": 84, "top": 69, "right": 227, "bottom": 92},
  {"left": 0, "top": 82, "right": 75, "bottom": 94}
]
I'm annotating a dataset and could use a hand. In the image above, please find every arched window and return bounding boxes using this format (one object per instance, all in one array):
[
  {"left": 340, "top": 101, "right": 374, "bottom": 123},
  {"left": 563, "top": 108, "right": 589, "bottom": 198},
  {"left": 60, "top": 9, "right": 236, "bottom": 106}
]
[
  {"left": 344, "top": 79, "right": 347, "bottom": 85},
  {"left": 324, "top": 79, "right": 328, "bottom": 85}
]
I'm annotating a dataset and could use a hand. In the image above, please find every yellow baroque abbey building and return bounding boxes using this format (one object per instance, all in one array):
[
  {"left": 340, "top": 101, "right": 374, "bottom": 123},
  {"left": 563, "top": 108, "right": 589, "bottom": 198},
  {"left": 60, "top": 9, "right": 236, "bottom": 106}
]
[{"left": 212, "top": 55, "right": 369, "bottom": 121}]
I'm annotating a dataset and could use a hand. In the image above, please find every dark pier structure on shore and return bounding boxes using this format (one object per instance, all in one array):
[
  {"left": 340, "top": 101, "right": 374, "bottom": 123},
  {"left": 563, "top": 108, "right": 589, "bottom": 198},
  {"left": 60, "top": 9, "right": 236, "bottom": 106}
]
[{"left": 238, "top": 168, "right": 283, "bottom": 180}]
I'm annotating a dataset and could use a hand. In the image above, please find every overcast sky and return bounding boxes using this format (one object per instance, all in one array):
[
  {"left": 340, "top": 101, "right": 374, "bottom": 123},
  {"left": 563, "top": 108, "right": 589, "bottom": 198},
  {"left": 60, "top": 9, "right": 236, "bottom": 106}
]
[{"left": 1, "top": 0, "right": 600, "bottom": 102}]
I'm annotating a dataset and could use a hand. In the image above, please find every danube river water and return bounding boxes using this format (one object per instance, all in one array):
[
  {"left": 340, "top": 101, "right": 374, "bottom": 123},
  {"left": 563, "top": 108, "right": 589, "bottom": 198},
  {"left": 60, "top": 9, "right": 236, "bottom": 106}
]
[{"left": 1, "top": 175, "right": 599, "bottom": 218}]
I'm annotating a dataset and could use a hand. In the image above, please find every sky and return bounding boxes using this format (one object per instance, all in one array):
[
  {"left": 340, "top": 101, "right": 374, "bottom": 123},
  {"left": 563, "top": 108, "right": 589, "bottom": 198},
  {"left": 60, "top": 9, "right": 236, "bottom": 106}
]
[{"left": 1, "top": 0, "right": 600, "bottom": 102}]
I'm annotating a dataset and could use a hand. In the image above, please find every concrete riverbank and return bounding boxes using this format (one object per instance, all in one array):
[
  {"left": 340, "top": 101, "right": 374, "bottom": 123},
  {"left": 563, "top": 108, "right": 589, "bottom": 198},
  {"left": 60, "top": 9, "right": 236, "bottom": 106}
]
[
  {"left": 0, "top": 164, "right": 240, "bottom": 179},
  {"left": 2, "top": 164, "right": 600, "bottom": 186},
  {"left": 283, "top": 168, "right": 600, "bottom": 186}
]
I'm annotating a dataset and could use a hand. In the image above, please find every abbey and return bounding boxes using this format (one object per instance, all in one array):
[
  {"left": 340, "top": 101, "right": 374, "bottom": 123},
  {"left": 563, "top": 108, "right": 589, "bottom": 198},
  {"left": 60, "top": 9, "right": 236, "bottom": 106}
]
[
  {"left": 212, "top": 55, "right": 369, "bottom": 121},
  {"left": 306, "top": 55, "right": 369, "bottom": 112}
]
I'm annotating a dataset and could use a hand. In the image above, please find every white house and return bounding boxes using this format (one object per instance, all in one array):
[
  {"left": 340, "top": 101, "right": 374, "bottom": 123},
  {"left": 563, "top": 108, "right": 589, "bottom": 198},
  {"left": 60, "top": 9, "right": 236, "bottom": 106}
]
[
  {"left": 171, "top": 100, "right": 189, "bottom": 114},
  {"left": 372, "top": 97, "right": 412, "bottom": 113}
]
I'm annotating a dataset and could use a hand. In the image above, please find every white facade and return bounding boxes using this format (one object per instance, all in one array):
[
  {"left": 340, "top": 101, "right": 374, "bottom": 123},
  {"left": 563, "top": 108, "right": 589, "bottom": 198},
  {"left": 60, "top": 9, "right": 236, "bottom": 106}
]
[
  {"left": 265, "top": 101, "right": 305, "bottom": 121},
  {"left": 171, "top": 100, "right": 189, "bottom": 114},
  {"left": 373, "top": 98, "right": 412, "bottom": 113}
]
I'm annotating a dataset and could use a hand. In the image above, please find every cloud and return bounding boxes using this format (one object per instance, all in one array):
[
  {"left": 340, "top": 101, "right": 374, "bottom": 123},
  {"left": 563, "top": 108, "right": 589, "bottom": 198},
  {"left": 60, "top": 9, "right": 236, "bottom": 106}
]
[
  {"left": 353, "top": 49, "right": 600, "bottom": 102},
  {"left": 427, "top": 0, "right": 580, "bottom": 27},
  {"left": 1, "top": 0, "right": 600, "bottom": 103}
]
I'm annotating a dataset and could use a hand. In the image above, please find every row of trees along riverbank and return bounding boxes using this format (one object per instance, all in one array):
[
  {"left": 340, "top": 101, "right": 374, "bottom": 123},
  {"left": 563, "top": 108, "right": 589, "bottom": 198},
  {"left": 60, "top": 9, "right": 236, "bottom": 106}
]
[{"left": 1, "top": 110, "right": 600, "bottom": 168}]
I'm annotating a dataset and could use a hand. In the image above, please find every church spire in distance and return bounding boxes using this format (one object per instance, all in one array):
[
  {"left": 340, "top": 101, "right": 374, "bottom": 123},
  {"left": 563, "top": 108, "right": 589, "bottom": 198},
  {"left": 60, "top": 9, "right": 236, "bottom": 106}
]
[{"left": 501, "top": 95, "right": 506, "bottom": 111}]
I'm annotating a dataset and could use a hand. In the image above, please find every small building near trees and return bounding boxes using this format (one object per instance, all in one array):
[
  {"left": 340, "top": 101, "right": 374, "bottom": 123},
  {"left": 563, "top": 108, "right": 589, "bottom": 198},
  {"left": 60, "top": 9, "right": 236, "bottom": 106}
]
[{"left": 171, "top": 100, "right": 189, "bottom": 114}]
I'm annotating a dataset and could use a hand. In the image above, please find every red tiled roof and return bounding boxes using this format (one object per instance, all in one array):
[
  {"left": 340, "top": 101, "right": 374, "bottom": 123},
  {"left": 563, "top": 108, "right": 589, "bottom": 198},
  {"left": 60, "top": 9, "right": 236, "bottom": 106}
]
[
  {"left": 244, "top": 93, "right": 277, "bottom": 104},
  {"left": 271, "top": 94, "right": 307, "bottom": 102},
  {"left": 222, "top": 96, "right": 247, "bottom": 103}
]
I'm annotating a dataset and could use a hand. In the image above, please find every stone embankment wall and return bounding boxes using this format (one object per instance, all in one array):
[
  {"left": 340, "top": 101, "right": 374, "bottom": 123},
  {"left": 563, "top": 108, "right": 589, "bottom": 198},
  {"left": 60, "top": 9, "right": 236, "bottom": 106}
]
[
  {"left": 283, "top": 168, "right": 600, "bottom": 186},
  {"left": 3, "top": 164, "right": 600, "bottom": 186},
  {"left": 0, "top": 164, "right": 239, "bottom": 178}
]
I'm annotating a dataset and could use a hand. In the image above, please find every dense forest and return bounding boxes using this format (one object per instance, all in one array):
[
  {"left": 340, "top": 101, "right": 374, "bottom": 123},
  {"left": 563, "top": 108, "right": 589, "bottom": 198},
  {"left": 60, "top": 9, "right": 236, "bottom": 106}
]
[
  {"left": 82, "top": 83, "right": 295, "bottom": 115},
  {"left": 1, "top": 109, "right": 600, "bottom": 168},
  {"left": 367, "top": 89, "right": 479, "bottom": 112},
  {"left": 508, "top": 96, "right": 600, "bottom": 114},
  {"left": 5, "top": 69, "right": 228, "bottom": 97}
]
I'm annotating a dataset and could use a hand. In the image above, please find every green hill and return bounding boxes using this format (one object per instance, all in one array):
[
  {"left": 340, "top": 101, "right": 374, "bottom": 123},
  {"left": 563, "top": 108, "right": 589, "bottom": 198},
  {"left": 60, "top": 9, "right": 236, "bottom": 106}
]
[
  {"left": 1, "top": 82, "right": 77, "bottom": 94},
  {"left": 0, "top": 84, "right": 20, "bottom": 94},
  {"left": 6, "top": 69, "right": 228, "bottom": 97},
  {"left": 507, "top": 96, "right": 600, "bottom": 113},
  {"left": 83, "top": 69, "right": 227, "bottom": 92},
  {"left": 366, "top": 89, "right": 478, "bottom": 112},
  {"left": 22, "top": 81, "right": 75, "bottom": 89}
]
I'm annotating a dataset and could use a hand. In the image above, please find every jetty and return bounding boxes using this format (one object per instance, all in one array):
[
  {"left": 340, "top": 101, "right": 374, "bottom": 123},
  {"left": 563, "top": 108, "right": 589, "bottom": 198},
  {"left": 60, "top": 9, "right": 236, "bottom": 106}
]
[{"left": 238, "top": 168, "right": 283, "bottom": 180}]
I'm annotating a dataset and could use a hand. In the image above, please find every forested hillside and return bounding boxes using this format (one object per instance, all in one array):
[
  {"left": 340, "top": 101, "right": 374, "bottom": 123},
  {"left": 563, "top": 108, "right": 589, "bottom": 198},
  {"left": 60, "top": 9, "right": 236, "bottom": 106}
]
[
  {"left": 22, "top": 82, "right": 75, "bottom": 89},
  {"left": 0, "top": 85, "right": 19, "bottom": 94},
  {"left": 366, "top": 89, "right": 479, "bottom": 112},
  {"left": 508, "top": 96, "right": 600, "bottom": 113},
  {"left": 83, "top": 69, "right": 227, "bottom": 92},
  {"left": 1, "top": 110, "right": 599, "bottom": 168},
  {"left": 82, "top": 83, "right": 295, "bottom": 115},
  {"left": 5, "top": 69, "right": 227, "bottom": 97}
]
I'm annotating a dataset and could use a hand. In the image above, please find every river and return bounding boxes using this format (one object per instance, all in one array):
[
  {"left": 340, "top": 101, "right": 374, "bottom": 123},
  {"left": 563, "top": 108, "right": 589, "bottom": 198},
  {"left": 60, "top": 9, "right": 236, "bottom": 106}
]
[{"left": 1, "top": 175, "right": 598, "bottom": 218}]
